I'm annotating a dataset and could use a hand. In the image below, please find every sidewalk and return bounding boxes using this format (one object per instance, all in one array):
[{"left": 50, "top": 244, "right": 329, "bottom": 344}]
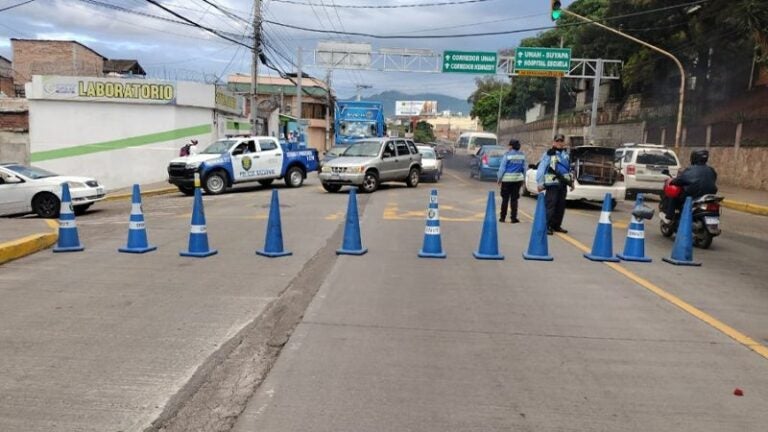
[{"left": 0, "top": 181, "right": 178, "bottom": 265}]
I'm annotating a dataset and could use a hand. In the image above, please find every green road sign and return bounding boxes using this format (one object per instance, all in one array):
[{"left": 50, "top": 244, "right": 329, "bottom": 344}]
[
  {"left": 442, "top": 51, "right": 497, "bottom": 74},
  {"left": 514, "top": 47, "right": 571, "bottom": 77}
]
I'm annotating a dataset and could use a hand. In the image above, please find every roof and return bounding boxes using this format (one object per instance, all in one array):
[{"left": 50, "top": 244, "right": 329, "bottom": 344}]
[
  {"left": 10, "top": 38, "right": 106, "bottom": 59},
  {"left": 103, "top": 59, "right": 146, "bottom": 76},
  {"left": 0, "top": 55, "right": 10, "bottom": 64}
]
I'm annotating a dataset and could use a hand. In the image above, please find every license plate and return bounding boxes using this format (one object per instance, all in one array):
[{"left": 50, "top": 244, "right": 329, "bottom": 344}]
[
  {"left": 331, "top": 174, "right": 340, "bottom": 179},
  {"left": 704, "top": 216, "right": 719, "bottom": 225}
]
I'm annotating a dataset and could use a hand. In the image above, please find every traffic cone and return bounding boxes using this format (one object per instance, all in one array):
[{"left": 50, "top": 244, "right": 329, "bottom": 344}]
[
  {"left": 256, "top": 189, "right": 292, "bottom": 258},
  {"left": 663, "top": 196, "right": 701, "bottom": 266},
  {"left": 473, "top": 191, "right": 504, "bottom": 260},
  {"left": 337, "top": 189, "right": 367, "bottom": 255},
  {"left": 584, "top": 193, "right": 620, "bottom": 262},
  {"left": 418, "top": 189, "right": 446, "bottom": 258},
  {"left": 53, "top": 183, "right": 84, "bottom": 252},
  {"left": 522, "top": 193, "right": 552, "bottom": 261},
  {"left": 180, "top": 177, "right": 218, "bottom": 257},
  {"left": 617, "top": 194, "right": 652, "bottom": 262},
  {"left": 118, "top": 184, "right": 157, "bottom": 254}
]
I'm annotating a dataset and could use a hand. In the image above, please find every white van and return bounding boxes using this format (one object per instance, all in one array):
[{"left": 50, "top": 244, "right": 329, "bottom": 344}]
[{"left": 456, "top": 132, "right": 498, "bottom": 155}]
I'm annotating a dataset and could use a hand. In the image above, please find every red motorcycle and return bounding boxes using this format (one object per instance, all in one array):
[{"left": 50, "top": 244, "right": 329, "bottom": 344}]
[{"left": 659, "top": 175, "right": 723, "bottom": 249}]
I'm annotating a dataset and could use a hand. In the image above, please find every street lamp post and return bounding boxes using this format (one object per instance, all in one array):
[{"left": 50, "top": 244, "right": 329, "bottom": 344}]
[{"left": 481, "top": 89, "right": 503, "bottom": 136}]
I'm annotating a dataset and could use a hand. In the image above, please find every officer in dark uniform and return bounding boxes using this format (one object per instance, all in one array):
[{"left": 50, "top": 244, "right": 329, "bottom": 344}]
[
  {"left": 535, "top": 134, "right": 574, "bottom": 235},
  {"left": 496, "top": 138, "right": 526, "bottom": 223}
]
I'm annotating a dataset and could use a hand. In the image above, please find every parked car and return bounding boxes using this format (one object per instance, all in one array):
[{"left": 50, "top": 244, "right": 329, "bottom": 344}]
[
  {"left": 434, "top": 143, "right": 454, "bottom": 159},
  {"left": 318, "top": 138, "right": 422, "bottom": 193},
  {"left": 469, "top": 145, "right": 506, "bottom": 180},
  {"left": 523, "top": 146, "right": 625, "bottom": 209},
  {"left": 0, "top": 163, "right": 106, "bottom": 218},
  {"left": 417, "top": 145, "right": 443, "bottom": 182},
  {"left": 615, "top": 143, "right": 681, "bottom": 199}
]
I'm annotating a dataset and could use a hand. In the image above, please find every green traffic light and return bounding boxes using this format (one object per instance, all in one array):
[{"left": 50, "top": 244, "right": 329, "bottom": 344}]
[{"left": 552, "top": 10, "right": 562, "bottom": 20}]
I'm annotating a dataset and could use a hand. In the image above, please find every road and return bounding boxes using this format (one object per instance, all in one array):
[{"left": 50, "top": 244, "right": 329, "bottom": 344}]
[{"left": 1, "top": 155, "right": 767, "bottom": 431}]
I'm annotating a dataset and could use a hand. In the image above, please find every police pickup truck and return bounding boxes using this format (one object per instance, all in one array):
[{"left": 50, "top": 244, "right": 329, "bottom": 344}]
[{"left": 167, "top": 136, "right": 318, "bottom": 195}]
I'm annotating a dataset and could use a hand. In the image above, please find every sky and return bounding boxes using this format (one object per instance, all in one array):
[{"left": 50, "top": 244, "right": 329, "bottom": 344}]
[{"left": 0, "top": 0, "right": 575, "bottom": 100}]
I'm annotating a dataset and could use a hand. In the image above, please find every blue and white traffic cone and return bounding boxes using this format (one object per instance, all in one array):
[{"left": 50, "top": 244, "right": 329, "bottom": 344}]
[
  {"left": 584, "top": 193, "right": 620, "bottom": 262},
  {"left": 337, "top": 189, "right": 367, "bottom": 255},
  {"left": 53, "top": 183, "right": 85, "bottom": 252},
  {"left": 256, "top": 189, "right": 292, "bottom": 258},
  {"left": 523, "top": 193, "right": 553, "bottom": 261},
  {"left": 119, "top": 184, "right": 157, "bottom": 254},
  {"left": 473, "top": 191, "right": 504, "bottom": 260},
  {"left": 663, "top": 196, "right": 701, "bottom": 266},
  {"left": 180, "top": 174, "right": 218, "bottom": 257},
  {"left": 617, "top": 194, "right": 652, "bottom": 262},
  {"left": 418, "top": 189, "right": 446, "bottom": 258}
]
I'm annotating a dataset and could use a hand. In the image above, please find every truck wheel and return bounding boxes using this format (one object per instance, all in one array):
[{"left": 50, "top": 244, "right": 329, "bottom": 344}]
[
  {"left": 258, "top": 179, "right": 274, "bottom": 187},
  {"left": 322, "top": 183, "right": 342, "bottom": 193},
  {"left": 32, "top": 192, "right": 60, "bottom": 218},
  {"left": 178, "top": 186, "right": 195, "bottom": 196},
  {"left": 405, "top": 168, "right": 420, "bottom": 188},
  {"left": 359, "top": 172, "right": 379, "bottom": 193},
  {"left": 203, "top": 171, "right": 227, "bottom": 195},
  {"left": 284, "top": 166, "right": 305, "bottom": 188}
]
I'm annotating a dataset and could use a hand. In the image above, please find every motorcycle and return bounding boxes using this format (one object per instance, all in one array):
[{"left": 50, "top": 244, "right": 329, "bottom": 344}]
[{"left": 659, "top": 171, "right": 723, "bottom": 249}]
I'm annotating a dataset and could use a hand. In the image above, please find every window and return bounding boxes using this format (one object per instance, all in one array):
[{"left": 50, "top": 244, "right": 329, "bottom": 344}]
[
  {"left": 259, "top": 139, "right": 278, "bottom": 151},
  {"left": 395, "top": 140, "right": 411, "bottom": 156},
  {"left": 407, "top": 141, "right": 418, "bottom": 154},
  {"left": 383, "top": 142, "right": 396, "bottom": 158},
  {"left": 637, "top": 150, "right": 677, "bottom": 166}
]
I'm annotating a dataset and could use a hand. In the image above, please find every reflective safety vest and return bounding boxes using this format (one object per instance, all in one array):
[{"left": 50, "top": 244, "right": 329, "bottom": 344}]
[
  {"left": 501, "top": 150, "right": 526, "bottom": 182},
  {"left": 544, "top": 150, "right": 572, "bottom": 186}
]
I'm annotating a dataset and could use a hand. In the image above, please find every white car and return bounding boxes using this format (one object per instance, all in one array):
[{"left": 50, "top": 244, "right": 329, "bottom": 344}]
[
  {"left": 615, "top": 143, "right": 680, "bottom": 199},
  {"left": 523, "top": 146, "right": 625, "bottom": 209},
  {"left": 0, "top": 163, "right": 106, "bottom": 218},
  {"left": 417, "top": 145, "right": 443, "bottom": 182}
]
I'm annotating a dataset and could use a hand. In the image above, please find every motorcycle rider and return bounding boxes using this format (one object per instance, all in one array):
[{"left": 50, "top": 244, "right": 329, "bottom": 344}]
[{"left": 662, "top": 149, "right": 718, "bottom": 222}]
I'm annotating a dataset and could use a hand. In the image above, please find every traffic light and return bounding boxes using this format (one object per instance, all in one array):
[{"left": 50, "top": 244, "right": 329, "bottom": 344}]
[{"left": 550, "top": 0, "right": 562, "bottom": 21}]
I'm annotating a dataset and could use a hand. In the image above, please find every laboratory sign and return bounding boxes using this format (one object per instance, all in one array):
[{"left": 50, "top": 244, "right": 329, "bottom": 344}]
[{"left": 40, "top": 76, "right": 176, "bottom": 104}]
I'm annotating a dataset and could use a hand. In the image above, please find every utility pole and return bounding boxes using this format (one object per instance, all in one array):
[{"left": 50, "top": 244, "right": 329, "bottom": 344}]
[
  {"left": 296, "top": 47, "right": 303, "bottom": 123},
  {"left": 563, "top": 9, "right": 686, "bottom": 151},
  {"left": 495, "top": 84, "right": 503, "bottom": 137},
  {"left": 250, "top": 0, "right": 261, "bottom": 136},
  {"left": 588, "top": 59, "right": 603, "bottom": 145},
  {"left": 552, "top": 36, "right": 564, "bottom": 138},
  {"left": 325, "top": 69, "right": 332, "bottom": 150},
  {"left": 355, "top": 84, "right": 372, "bottom": 101}
]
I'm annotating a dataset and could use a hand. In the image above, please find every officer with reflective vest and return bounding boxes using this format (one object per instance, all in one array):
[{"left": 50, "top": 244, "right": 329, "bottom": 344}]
[
  {"left": 536, "top": 134, "right": 574, "bottom": 235},
  {"left": 497, "top": 138, "right": 526, "bottom": 223}
]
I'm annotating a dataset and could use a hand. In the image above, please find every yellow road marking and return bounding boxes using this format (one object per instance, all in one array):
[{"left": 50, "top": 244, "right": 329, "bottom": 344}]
[
  {"left": 519, "top": 209, "right": 768, "bottom": 360},
  {"left": 325, "top": 211, "right": 346, "bottom": 221},
  {"left": 383, "top": 201, "right": 484, "bottom": 222}
]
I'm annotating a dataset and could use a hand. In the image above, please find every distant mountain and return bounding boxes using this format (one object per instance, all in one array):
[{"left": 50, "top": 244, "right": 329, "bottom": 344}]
[{"left": 352, "top": 90, "right": 470, "bottom": 118}]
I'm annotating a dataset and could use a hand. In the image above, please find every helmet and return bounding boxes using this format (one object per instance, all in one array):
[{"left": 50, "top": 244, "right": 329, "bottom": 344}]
[
  {"left": 664, "top": 182, "right": 683, "bottom": 199},
  {"left": 690, "top": 149, "right": 709, "bottom": 165}
]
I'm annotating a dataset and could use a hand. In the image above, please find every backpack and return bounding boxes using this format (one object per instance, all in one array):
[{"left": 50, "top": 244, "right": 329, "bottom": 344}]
[{"left": 179, "top": 144, "right": 191, "bottom": 157}]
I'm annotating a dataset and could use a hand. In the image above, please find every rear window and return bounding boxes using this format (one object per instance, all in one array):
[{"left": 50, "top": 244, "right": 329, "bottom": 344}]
[
  {"left": 486, "top": 149, "right": 506, "bottom": 157},
  {"left": 637, "top": 150, "right": 678, "bottom": 166},
  {"left": 473, "top": 137, "right": 497, "bottom": 147}
]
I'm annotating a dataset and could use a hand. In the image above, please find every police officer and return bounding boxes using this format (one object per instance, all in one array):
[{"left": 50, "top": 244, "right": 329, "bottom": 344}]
[
  {"left": 497, "top": 138, "right": 526, "bottom": 223},
  {"left": 536, "top": 134, "right": 574, "bottom": 235}
]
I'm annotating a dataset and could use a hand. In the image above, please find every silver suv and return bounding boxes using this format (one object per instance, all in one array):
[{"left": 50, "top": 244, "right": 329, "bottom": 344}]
[
  {"left": 615, "top": 143, "right": 681, "bottom": 199},
  {"left": 319, "top": 138, "right": 422, "bottom": 193}
]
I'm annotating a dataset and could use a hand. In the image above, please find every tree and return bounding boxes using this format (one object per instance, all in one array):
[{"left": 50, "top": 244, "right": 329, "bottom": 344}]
[{"left": 413, "top": 121, "right": 436, "bottom": 143}]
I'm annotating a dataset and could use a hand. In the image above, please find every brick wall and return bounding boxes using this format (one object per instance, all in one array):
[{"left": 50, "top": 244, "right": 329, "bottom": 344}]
[{"left": 11, "top": 39, "right": 104, "bottom": 84}]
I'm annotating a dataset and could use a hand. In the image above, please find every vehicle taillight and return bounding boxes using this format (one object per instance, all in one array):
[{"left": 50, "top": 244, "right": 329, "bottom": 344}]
[
  {"left": 626, "top": 164, "right": 636, "bottom": 175},
  {"left": 482, "top": 154, "right": 489, "bottom": 165},
  {"left": 706, "top": 203, "right": 720, "bottom": 212}
]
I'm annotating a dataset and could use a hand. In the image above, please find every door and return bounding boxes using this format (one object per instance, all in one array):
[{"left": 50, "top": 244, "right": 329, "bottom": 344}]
[
  {"left": 254, "top": 139, "right": 283, "bottom": 178},
  {"left": 394, "top": 139, "right": 413, "bottom": 178},
  {"left": 0, "top": 169, "right": 31, "bottom": 215},
  {"left": 231, "top": 140, "right": 258, "bottom": 182},
  {"left": 379, "top": 140, "right": 399, "bottom": 180}
]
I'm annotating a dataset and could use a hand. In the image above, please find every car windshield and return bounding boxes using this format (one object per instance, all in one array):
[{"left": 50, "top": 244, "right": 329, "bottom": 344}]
[
  {"left": 202, "top": 140, "right": 237, "bottom": 154},
  {"left": 327, "top": 146, "right": 348, "bottom": 157},
  {"left": 4, "top": 164, "right": 58, "bottom": 179},
  {"left": 340, "top": 121, "right": 377, "bottom": 138},
  {"left": 637, "top": 150, "right": 678, "bottom": 166},
  {"left": 473, "top": 137, "right": 497, "bottom": 147},
  {"left": 342, "top": 141, "right": 382, "bottom": 157},
  {"left": 419, "top": 148, "right": 436, "bottom": 159}
]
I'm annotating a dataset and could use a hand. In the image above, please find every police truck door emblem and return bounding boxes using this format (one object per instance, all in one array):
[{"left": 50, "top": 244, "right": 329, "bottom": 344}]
[{"left": 242, "top": 156, "right": 252, "bottom": 171}]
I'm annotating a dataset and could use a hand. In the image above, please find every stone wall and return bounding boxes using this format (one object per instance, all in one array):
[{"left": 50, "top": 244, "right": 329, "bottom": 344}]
[
  {"left": 11, "top": 39, "right": 104, "bottom": 84},
  {"left": 0, "top": 98, "right": 29, "bottom": 164}
]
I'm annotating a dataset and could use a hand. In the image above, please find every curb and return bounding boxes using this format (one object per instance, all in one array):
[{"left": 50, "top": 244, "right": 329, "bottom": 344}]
[
  {"left": 0, "top": 220, "right": 58, "bottom": 265},
  {"left": 722, "top": 199, "right": 768, "bottom": 217},
  {"left": 104, "top": 186, "right": 179, "bottom": 202}
]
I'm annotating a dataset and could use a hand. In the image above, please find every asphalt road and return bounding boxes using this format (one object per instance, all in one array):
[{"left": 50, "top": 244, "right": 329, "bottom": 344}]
[{"left": 1, "top": 156, "right": 767, "bottom": 431}]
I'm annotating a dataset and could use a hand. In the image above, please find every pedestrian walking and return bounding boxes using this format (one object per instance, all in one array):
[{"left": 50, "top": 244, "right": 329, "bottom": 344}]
[
  {"left": 497, "top": 138, "right": 526, "bottom": 223},
  {"left": 536, "top": 134, "right": 574, "bottom": 235}
]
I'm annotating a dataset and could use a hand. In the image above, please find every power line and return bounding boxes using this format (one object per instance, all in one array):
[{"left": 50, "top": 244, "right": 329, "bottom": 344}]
[
  {"left": 0, "top": 0, "right": 35, "bottom": 13},
  {"left": 271, "top": 0, "right": 495, "bottom": 8}
]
